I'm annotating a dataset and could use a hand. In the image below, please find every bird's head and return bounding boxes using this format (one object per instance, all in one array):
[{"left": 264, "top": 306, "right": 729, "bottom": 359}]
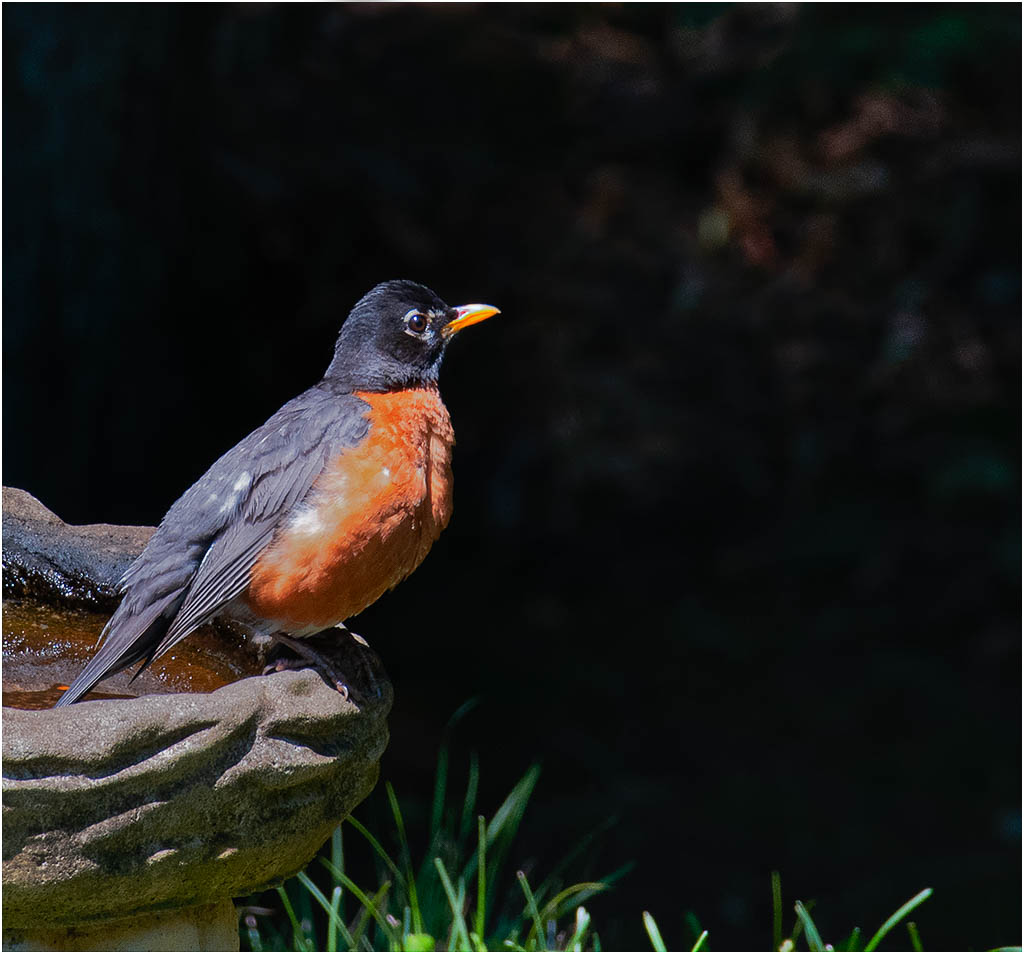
[{"left": 326, "top": 280, "right": 499, "bottom": 391}]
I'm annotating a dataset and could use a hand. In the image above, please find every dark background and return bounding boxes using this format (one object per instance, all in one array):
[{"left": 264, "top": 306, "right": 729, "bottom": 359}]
[{"left": 3, "top": 4, "right": 1020, "bottom": 949}]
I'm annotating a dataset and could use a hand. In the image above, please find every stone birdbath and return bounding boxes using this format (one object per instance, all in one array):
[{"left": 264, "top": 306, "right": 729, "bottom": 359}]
[{"left": 2, "top": 487, "right": 392, "bottom": 951}]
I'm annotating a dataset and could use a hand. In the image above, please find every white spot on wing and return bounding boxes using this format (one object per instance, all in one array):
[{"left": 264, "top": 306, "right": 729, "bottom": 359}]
[
  {"left": 218, "top": 472, "right": 250, "bottom": 514},
  {"left": 289, "top": 506, "right": 323, "bottom": 536}
]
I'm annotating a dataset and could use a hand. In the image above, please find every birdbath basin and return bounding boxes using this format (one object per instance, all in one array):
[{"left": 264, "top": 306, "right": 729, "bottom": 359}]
[{"left": 2, "top": 488, "right": 392, "bottom": 951}]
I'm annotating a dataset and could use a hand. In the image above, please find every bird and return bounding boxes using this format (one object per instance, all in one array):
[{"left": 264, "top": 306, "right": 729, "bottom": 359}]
[{"left": 55, "top": 280, "right": 498, "bottom": 706}]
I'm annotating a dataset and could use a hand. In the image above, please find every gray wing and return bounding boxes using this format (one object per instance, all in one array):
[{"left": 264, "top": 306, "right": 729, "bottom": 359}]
[{"left": 55, "top": 385, "right": 370, "bottom": 706}]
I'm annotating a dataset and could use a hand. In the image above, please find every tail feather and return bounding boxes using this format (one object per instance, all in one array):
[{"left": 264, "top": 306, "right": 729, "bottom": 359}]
[{"left": 54, "top": 591, "right": 185, "bottom": 706}]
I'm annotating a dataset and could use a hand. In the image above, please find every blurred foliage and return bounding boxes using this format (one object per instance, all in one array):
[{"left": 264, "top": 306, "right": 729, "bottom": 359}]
[{"left": 4, "top": 4, "right": 1020, "bottom": 950}]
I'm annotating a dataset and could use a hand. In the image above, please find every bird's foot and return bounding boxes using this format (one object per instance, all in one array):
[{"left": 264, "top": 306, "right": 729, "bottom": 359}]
[
  {"left": 264, "top": 629, "right": 386, "bottom": 705},
  {"left": 265, "top": 634, "right": 351, "bottom": 700}
]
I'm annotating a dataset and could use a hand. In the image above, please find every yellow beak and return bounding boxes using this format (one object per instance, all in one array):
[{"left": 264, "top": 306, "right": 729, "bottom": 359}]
[{"left": 443, "top": 303, "right": 500, "bottom": 337}]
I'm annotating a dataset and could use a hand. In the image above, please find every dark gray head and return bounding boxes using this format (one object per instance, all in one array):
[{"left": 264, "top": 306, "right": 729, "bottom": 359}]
[{"left": 325, "top": 280, "right": 499, "bottom": 391}]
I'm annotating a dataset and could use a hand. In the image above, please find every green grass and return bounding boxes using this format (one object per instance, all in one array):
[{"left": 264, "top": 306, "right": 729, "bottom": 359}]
[
  {"left": 241, "top": 739, "right": 617, "bottom": 952},
  {"left": 776, "top": 879, "right": 933, "bottom": 953},
  {"left": 239, "top": 732, "right": 1017, "bottom": 952}
]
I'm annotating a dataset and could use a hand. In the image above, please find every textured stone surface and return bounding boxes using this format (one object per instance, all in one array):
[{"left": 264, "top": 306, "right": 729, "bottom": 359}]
[
  {"left": 1, "top": 487, "right": 393, "bottom": 930},
  {"left": 3, "top": 665, "right": 390, "bottom": 928},
  {"left": 1, "top": 487, "right": 154, "bottom": 609},
  {"left": 2, "top": 899, "right": 239, "bottom": 951}
]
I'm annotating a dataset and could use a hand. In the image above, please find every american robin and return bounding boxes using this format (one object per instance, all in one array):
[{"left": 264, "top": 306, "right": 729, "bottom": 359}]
[{"left": 55, "top": 280, "right": 498, "bottom": 706}]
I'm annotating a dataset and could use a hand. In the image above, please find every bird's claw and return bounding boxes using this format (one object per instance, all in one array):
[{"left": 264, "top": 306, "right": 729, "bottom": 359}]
[
  {"left": 266, "top": 634, "right": 354, "bottom": 700},
  {"left": 334, "top": 622, "right": 369, "bottom": 647}
]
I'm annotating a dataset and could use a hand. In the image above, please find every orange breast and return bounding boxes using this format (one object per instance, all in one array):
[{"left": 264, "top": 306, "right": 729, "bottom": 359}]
[{"left": 245, "top": 387, "right": 454, "bottom": 631}]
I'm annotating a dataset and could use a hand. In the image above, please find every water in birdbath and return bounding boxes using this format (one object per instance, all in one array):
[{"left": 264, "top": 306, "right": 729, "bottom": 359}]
[{"left": 2, "top": 598, "right": 260, "bottom": 710}]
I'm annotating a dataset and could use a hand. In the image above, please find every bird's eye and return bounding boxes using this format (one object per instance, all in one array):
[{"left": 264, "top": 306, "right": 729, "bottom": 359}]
[{"left": 405, "top": 312, "right": 429, "bottom": 335}]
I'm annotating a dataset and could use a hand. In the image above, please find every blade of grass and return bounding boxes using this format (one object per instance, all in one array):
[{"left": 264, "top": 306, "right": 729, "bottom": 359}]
[
  {"left": 321, "top": 858, "right": 396, "bottom": 940},
  {"left": 296, "top": 874, "right": 315, "bottom": 946},
  {"left": 327, "top": 886, "right": 343, "bottom": 953},
  {"left": 486, "top": 766, "right": 541, "bottom": 846},
  {"left": 684, "top": 912, "right": 704, "bottom": 949},
  {"left": 795, "top": 901, "right": 826, "bottom": 952},
  {"left": 788, "top": 898, "right": 813, "bottom": 946},
  {"left": 430, "top": 743, "right": 449, "bottom": 846},
  {"left": 518, "top": 870, "right": 548, "bottom": 952},
  {"left": 244, "top": 914, "right": 265, "bottom": 953},
  {"left": 276, "top": 884, "right": 310, "bottom": 952},
  {"left": 296, "top": 871, "right": 355, "bottom": 951},
  {"left": 386, "top": 782, "right": 412, "bottom": 854},
  {"left": 331, "top": 826, "right": 347, "bottom": 926},
  {"left": 537, "top": 882, "right": 609, "bottom": 926},
  {"left": 599, "top": 861, "right": 634, "bottom": 890},
  {"left": 447, "top": 697, "right": 482, "bottom": 728},
  {"left": 472, "top": 766, "right": 541, "bottom": 925},
  {"left": 568, "top": 906, "right": 591, "bottom": 952},
  {"left": 843, "top": 927, "right": 862, "bottom": 951},
  {"left": 460, "top": 752, "right": 481, "bottom": 842},
  {"left": 437, "top": 698, "right": 482, "bottom": 853},
  {"left": 863, "top": 888, "right": 933, "bottom": 953},
  {"left": 772, "top": 871, "right": 783, "bottom": 952},
  {"left": 643, "top": 911, "right": 667, "bottom": 953},
  {"left": 385, "top": 783, "right": 424, "bottom": 935},
  {"left": 691, "top": 929, "right": 709, "bottom": 952},
  {"left": 523, "top": 881, "right": 605, "bottom": 948},
  {"left": 435, "top": 857, "right": 473, "bottom": 951},
  {"left": 475, "top": 815, "right": 487, "bottom": 942},
  {"left": 350, "top": 880, "right": 392, "bottom": 951},
  {"left": 907, "top": 921, "right": 922, "bottom": 952},
  {"left": 343, "top": 816, "right": 405, "bottom": 884}
]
